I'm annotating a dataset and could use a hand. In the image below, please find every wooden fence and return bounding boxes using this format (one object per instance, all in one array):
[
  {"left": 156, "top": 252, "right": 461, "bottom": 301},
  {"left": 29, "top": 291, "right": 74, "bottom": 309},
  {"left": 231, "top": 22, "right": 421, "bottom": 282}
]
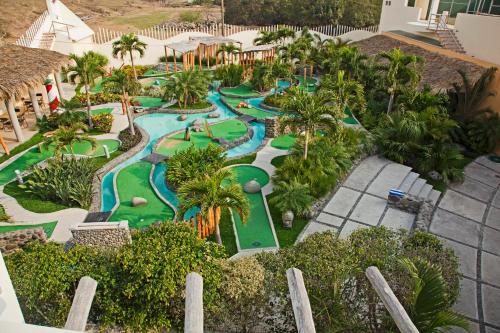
[
  {"left": 15, "top": 10, "right": 49, "bottom": 48},
  {"left": 92, "top": 23, "right": 379, "bottom": 44}
]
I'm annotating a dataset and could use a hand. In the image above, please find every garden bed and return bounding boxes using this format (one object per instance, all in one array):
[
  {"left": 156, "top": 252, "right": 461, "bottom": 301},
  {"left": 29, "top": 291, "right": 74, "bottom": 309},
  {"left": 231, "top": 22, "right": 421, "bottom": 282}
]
[{"left": 159, "top": 101, "right": 217, "bottom": 114}]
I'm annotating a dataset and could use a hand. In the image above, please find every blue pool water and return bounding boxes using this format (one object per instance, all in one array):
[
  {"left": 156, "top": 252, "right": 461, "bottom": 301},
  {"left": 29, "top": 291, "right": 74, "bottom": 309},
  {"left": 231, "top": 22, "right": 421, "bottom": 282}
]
[{"left": 101, "top": 92, "right": 273, "bottom": 213}]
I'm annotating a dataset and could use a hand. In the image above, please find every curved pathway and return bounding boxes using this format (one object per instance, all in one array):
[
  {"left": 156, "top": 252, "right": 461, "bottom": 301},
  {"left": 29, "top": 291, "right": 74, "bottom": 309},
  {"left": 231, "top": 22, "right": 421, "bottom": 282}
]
[{"left": 251, "top": 141, "right": 289, "bottom": 195}]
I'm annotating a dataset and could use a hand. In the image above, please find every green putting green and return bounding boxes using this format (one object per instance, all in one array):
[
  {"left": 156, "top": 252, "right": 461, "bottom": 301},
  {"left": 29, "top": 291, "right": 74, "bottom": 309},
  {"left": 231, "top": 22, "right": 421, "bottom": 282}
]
[
  {"left": 91, "top": 108, "right": 113, "bottom": 115},
  {"left": 228, "top": 165, "right": 276, "bottom": 250},
  {"left": 271, "top": 134, "right": 297, "bottom": 150},
  {"left": 109, "top": 161, "right": 175, "bottom": 228},
  {"left": 343, "top": 107, "right": 359, "bottom": 125},
  {"left": 220, "top": 82, "right": 260, "bottom": 98},
  {"left": 223, "top": 97, "right": 276, "bottom": 119},
  {"left": 0, "top": 139, "right": 120, "bottom": 185},
  {"left": 132, "top": 96, "right": 165, "bottom": 108},
  {"left": 0, "top": 221, "right": 58, "bottom": 237},
  {"left": 90, "top": 78, "right": 106, "bottom": 93},
  {"left": 156, "top": 119, "right": 248, "bottom": 156},
  {"left": 296, "top": 75, "right": 317, "bottom": 92}
]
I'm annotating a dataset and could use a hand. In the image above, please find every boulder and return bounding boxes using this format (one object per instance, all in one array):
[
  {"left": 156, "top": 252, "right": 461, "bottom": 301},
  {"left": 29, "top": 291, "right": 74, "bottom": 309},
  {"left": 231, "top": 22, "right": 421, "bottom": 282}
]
[
  {"left": 244, "top": 179, "right": 261, "bottom": 193},
  {"left": 191, "top": 119, "right": 204, "bottom": 126},
  {"left": 208, "top": 112, "right": 220, "bottom": 118},
  {"left": 132, "top": 197, "right": 148, "bottom": 207},
  {"left": 428, "top": 170, "right": 442, "bottom": 181},
  {"left": 178, "top": 115, "right": 188, "bottom": 121}
]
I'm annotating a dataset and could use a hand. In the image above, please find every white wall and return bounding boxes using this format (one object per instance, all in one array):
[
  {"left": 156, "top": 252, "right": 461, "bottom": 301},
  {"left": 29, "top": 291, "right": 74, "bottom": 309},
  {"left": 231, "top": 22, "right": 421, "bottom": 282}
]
[
  {"left": 0, "top": 254, "right": 24, "bottom": 323},
  {"left": 379, "top": 0, "right": 423, "bottom": 32},
  {"left": 455, "top": 13, "right": 500, "bottom": 65}
]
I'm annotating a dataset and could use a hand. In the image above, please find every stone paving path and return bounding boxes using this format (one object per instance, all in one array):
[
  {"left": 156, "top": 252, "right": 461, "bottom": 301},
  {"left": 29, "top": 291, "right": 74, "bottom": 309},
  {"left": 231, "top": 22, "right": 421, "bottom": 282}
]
[{"left": 251, "top": 141, "right": 288, "bottom": 195}]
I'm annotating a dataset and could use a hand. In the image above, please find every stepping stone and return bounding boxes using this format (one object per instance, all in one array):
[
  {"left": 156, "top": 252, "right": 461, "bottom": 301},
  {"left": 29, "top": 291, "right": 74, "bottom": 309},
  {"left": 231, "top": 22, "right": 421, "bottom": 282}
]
[
  {"left": 322, "top": 187, "right": 361, "bottom": 217},
  {"left": 339, "top": 220, "right": 368, "bottom": 239},
  {"left": 366, "top": 163, "right": 412, "bottom": 198},
  {"left": 398, "top": 171, "right": 419, "bottom": 193},
  {"left": 453, "top": 277, "right": 478, "bottom": 320},
  {"left": 380, "top": 208, "right": 415, "bottom": 231},
  {"left": 408, "top": 178, "right": 426, "bottom": 196},
  {"left": 430, "top": 208, "right": 481, "bottom": 247},
  {"left": 83, "top": 211, "right": 112, "bottom": 223},
  {"left": 344, "top": 155, "right": 389, "bottom": 191},
  {"left": 349, "top": 194, "right": 387, "bottom": 226},
  {"left": 438, "top": 190, "right": 487, "bottom": 222},
  {"left": 427, "top": 189, "right": 441, "bottom": 205},
  {"left": 142, "top": 153, "right": 168, "bottom": 165},
  {"left": 417, "top": 183, "right": 432, "bottom": 200}
]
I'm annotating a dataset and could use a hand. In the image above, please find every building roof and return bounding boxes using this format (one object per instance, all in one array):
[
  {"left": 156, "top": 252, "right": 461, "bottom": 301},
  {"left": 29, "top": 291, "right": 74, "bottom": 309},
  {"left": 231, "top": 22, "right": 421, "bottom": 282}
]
[
  {"left": 0, "top": 43, "right": 69, "bottom": 100},
  {"left": 165, "top": 40, "right": 200, "bottom": 53},
  {"left": 354, "top": 34, "right": 489, "bottom": 90},
  {"left": 242, "top": 44, "right": 276, "bottom": 53},
  {"left": 189, "top": 36, "right": 241, "bottom": 46}
]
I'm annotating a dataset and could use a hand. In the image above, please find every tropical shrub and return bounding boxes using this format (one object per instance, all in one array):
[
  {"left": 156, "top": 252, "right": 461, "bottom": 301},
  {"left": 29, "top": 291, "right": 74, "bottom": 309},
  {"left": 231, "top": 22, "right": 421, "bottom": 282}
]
[
  {"left": 166, "top": 144, "right": 225, "bottom": 189},
  {"left": 263, "top": 93, "right": 287, "bottom": 108},
  {"left": 121, "top": 64, "right": 153, "bottom": 78},
  {"left": 214, "top": 64, "right": 244, "bottom": 87},
  {"left": 163, "top": 69, "right": 212, "bottom": 108},
  {"left": 37, "top": 111, "right": 87, "bottom": 133},
  {"left": 250, "top": 61, "right": 274, "bottom": 92},
  {"left": 269, "top": 180, "right": 314, "bottom": 216},
  {"left": 20, "top": 157, "right": 97, "bottom": 208},
  {"left": 465, "top": 113, "right": 500, "bottom": 153},
  {"left": 91, "top": 113, "right": 113, "bottom": 133},
  {"left": 76, "top": 92, "right": 121, "bottom": 105},
  {"left": 118, "top": 125, "right": 142, "bottom": 151}
]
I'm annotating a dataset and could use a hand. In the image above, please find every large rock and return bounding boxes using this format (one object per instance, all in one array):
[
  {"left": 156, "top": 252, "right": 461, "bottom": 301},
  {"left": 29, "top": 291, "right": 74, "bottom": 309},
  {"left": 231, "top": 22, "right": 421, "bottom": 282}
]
[
  {"left": 208, "top": 112, "right": 220, "bottom": 118},
  {"left": 132, "top": 197, "right": 148, "bottom": 207},
  {"left": 178, "top": 115, "right": 188, "bottom": 121},
  {"left": 191, "top": 119, "right": 204, "bottom": 126},
  {"left": 244, "top": 179, "right": 261, "bottom": 193}
]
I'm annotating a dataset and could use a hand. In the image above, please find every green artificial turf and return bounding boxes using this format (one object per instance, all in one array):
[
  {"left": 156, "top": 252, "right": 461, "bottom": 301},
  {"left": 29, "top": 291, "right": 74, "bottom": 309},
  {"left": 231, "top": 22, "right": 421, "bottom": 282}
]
[
  {"left": 0, "top": 221, "right": 58, "bottom": 237},
  {"left": 220, "top": 82, "right": 260, "bottom": 98},
  {"left": 132, "top": 96, "right": 165, "bottom": 108},
  {"left": 208, "top": 207, "right": 238, "bottom": 256},
  {"left": 0, "top": 133, "right": 45, "bottom": 164},
  {"left": 271, "top": 134, "right": 297, "bottom": 150},
  {"left": 296, "top": 75, "right": 317, "bottom": 92},
  {"left": 90, "top": 78, "right": 106, "bottom": 93},
  {"left": 91, "top": 108, "right": 114, "bottom": 115},
  {"left": 156, "top": 119, "right": 248, "bottom": 156},
  {"left": 224, "top": 153, "right": 257, "bottom": 166},
  {"left": 270, "top": 155, "right": 287, "bottom": 168},
  {"left": 343, "top": 107, "right": 359, "bottom": 125},
  {"left": 109, "top": 161, "right": 175, "bottom": 228},
  {"left": 228, "top": 165, "right": 276, "bottom": 250},
  {"left": 266, "top": 192, "right": 308, "bottom": 248},
  {"left": 223, "top": 97, "right": 276, "bottom": 119},
  {"left": 168, "top": 101, "right": 212, "bottom": 110}
]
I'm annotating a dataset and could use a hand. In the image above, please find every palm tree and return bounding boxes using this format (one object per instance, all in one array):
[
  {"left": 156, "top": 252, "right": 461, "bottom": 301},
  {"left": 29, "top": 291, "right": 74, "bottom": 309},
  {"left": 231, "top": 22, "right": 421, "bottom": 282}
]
[
  {"left": 275, "top": 27, "right": 296, "bottom": 45},
  {"left": 163, "top": 70, "right": 211, "bottom": 109},
  {"left": 112, "top": 33, "right": 147, "bottom": 80},
  {"left": 68, "top": 51, "right": 109, "bottom": 127},
  {"left": 103, "top": 69, "right": 141, "bottom": 136},
  {"left": 269, "top": 59, "right": 294, "bottom": 95},
  {"left": 253, "top": 30, "right": 277, "bottom": 45},
  {"left": 377, "top": 48, "right": 423, "bottom": 113},
  {"left": 44, "top": 123, "right": 96, "bottom": 157},
  {"left": 320, "top": 70, "right": 366, "bottom": 115},
  {"left": 178, "top": 168, "right": 250, "bottom": 245},
  {"left": 279, "top": 87, "right": 342, "bottom": 159},
  {"left": 400, "top": 258, "right": 469, "bottom": 333},
  {"left": 217, "top": 44, "right": 240, "bottom": 65},
  {"left": 269, "top": 180, "right": 314, "bottom": 228},
  {"left": 339, "top": 46, "right": 368, "bottom": 81}
]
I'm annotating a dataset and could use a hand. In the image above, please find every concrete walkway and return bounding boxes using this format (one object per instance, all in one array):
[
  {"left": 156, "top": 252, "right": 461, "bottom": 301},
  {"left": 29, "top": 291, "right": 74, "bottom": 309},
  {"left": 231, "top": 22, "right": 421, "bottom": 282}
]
[
  {"left": 430, "top": 156, "right": 500, "bottom": 333},
  {"left": 251, "top": 141, "right": 288, "bottom": 195}
]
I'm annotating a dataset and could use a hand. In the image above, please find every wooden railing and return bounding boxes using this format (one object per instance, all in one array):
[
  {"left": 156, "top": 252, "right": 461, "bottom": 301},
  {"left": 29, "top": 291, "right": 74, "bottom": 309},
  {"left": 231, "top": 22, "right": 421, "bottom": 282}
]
[{"left": 15, "top": 11, "right": 49, "bottom": 48}]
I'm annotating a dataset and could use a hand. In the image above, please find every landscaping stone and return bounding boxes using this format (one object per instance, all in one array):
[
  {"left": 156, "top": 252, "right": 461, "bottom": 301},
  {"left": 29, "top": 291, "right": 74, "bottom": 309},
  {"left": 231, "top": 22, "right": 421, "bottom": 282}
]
[
  {"left": 0, "top": 227, "right": 47, "bottom": 254},
  {"left": 264, "top": 117, "right": 280, "bottom": 138},
  {"left": 71, "top": 221, "right": 131, "bottom": 247},
  {"left": 132, "top": 197, "right": 148, "bottom": 207},
  {"left": 430, "top": 208, "right": 481, "bottom": 247},
  {"left": 438, "top": 190, "right": 487, "bottom": 222},
  {"left": 322, "top": 187, "right": 360, "bottom": 217},
  {"left": 208, "top": 112, "right": 220, "bottom": 118},
  {"left": 427, "top": 170, "right": 442, "bottom": 180},
  {"left": 349, "top": 194, "right": 387, "bottom": 226},
  {"left": 178, "top": 115, "right": 187, "bottom": 121},
  {"left": 191, "top": 119, "right": 204, "bottom": 126},
  {"left": 243, "top": 179, "right": 261, "bottom": 193}
]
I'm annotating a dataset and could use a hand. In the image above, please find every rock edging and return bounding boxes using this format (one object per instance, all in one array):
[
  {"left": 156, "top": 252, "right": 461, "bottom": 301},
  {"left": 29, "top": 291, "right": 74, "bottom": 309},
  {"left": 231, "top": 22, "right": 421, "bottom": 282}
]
[
  {"left": 217, "top": 86, "right": 263, "bottom": 99},
  {"left": 219, "top": 96, "right": 267, "bottom": 124},
  {"left": 0, "top": 227, "right": 47, "bottom": 254},
  {"left": 387, "top": 193, "right": 436, "bottom": 231},
  {"left": 157, "top": 101, "right": 217, "bottom": 114}
]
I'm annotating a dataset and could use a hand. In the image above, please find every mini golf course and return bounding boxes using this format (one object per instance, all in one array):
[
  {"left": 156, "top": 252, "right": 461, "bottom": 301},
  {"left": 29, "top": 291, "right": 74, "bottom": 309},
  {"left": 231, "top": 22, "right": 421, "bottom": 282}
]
[
  {"left": 156, "top": 119, "right": 248, "bottom": 156},
  {"left": 132, "top": 96, "right": 165, "bottom": 108},
  {"left": 228, "top": 165, "right": 277, "bottom": 250},
  {"left": 223, "top": 97, "right": 277, "bottom": 120},
  {"left": 0, "top": 139, "right": 121, "bottom": 186},
  {"left": 91, "top": 108, "right": 114, "bottom": 115},
  {"left": 109, "top": 161, "right": 175, "bottom": 228},
  {"left": 220, "top": 82, "right": 261, "bottom": 98},
  {"left": 271, "top": 134, "right": 297, "bottom": 150}
]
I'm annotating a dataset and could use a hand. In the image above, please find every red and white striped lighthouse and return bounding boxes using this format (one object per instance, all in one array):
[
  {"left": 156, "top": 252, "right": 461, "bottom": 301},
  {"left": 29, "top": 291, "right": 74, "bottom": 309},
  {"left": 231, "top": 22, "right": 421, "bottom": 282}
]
[{"left": 44, "top": 79, "right": 59, "bottom": 112}]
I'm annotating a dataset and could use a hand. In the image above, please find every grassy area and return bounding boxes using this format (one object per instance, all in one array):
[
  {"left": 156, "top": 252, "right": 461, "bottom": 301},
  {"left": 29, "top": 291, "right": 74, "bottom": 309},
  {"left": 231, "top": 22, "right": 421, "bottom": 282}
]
[
  {"left": 4, "top": 179, "right": 72, "bottom": 213},
  {"left": 271, "top": 134, "right": 297, "bottom": 150},
  {"left": 168, "top": 101, "right": 212, "bottom": 110},
  {"left": 0, "top": 221, "right": 58, "bottom": 238},
  {"left": 223, "top": 97, "right": 277, "bottom": 120},
  {"left": 91, "top": 108, "right": 114, "bottom": 115},
  {"left": 270, "top": 155, "right": 287, "bottom": 168},
  {"left": 224, "top": 153, "right": 257, "bottom": 166},
  {"left": 110, "top": 11, "right": 171, "bottom": 29},
  {"left": 208, "top": 208, "right": 238, "bottom": 256},
  {"left": 220, "top": 82, "right": 260, "bottom": 98},
  {"left": 266, "top": 192, "right": 308, "bottom": 248},
  {"left": 0, "top": 204, "right": 11, "bottom": 222},
  {"left": 0, "top": 133, "right": 45, "bottom": 164},
  {"left": 132, "top": 96, "right": 165, "bottom": 108}
]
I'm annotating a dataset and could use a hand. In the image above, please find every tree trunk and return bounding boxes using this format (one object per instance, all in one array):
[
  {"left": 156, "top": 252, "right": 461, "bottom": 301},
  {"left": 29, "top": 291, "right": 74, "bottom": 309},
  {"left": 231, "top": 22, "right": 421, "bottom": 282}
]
[
  {"left": 130, "top": 52, "right": 137, "bottom": 80},
  {"left": 84, "top": 83, "right": 93, "bottom": 128},
  {"left": 215, "top": 222, "right": 222, "bottom": 245},
  {"left": 124, "top": 92, "right": 135, "bottom": 136},
  {"left": 303, "top": 66, "right": 307, "bottom": 85},
  {"left": 303, "top": 130, "right": 309, "bottom": 160},
  {"left": 310, "top": 64, "right": 314, "bottom": 80},
  {"left": 387, "top": 92, "right": 395, "bottom": 114},
  {"left": 120, "top": 98, "right": 126, "bottom": 115}
]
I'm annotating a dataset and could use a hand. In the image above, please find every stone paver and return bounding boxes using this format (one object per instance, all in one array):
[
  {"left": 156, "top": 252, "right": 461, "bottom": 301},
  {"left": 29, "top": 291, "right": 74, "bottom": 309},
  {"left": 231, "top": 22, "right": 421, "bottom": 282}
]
[
  {"left": 323, "top": 187, "right": 361, "bottom": 217},
  {"left": 485, "top": 326, "right": 500, "bottom": 333},
  {"left": 316, "top": 213, "right": 344, "bottom": 227},
  {"left": 465, "top": 162, "right": 500, "bottom": 187},
  {"left": 482, "top": 284, "right": 500, "bottom": 327},
  {"left": 438, "top": 190, "right": 487, "bottom": 222},
  {"left": 481, "top": 252, "right": 500, "bottom": 286},
  {"left": 486, "top": 206, "right": 500, "bottom": 230},
  {"left": 339, "top": 220, "right": 368, "bottom": 239},
  {"left": 450, "top": 176, "right": 496, "bottom": 203},
  {"left": 454, "top": 277, "right": 478, "bottom": 320},
  {"left": 483, "top": 226, "right": 500, "bottom": 256},
  {"left": 492, "top": 190, "right": 500, "bottom": 208},
  {"left": 366, "top": 163, "right": 411, "bottom": 198},
  {"left": 349, "top": 194, "right": 387, "bottom": 226},
  {"left": 440, "top": 237, "right": 477, "bottom": 279},
  {"left": 380, "top": 208, "right": 415, "bottom": 230},
  {"left": 300, "top": 222, "right": 336, "bottom": 240},
  {"left": 343, "top": 155, "right": 389, "bottom": 191},
  {"left": 430, "top": 208, "right": 481, "bottom": 247}
]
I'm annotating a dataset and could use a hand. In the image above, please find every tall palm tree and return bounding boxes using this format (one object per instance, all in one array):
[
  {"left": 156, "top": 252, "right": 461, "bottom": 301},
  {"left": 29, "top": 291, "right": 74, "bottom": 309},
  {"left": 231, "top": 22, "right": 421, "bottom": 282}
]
[
  {"left": 377, "top": 48, "right": 423, "bottom": 113},
  {"left": 112, "top": 33, "right": 148, "bottom": 80},
  {"left": 253, "top": 30, "right": 277, "bottom": 45},
  {"left": 103, "top": 69, "right": 141, "bottom": 136},
  {"left": 279, "top": 87, "right": 341, "bottom": 159},
  {"left": 320, "top": 70, "right": 366, "bottom": 115},
  {"left": 269, "top": 59, "right": 294, "bottom": 95},
  {"left": 400, "top": 258, "right": 469, "bottom": 333},
  {"left": 178, "top": 168, "right": 250, "bottom": 245},
  {"left": 339, "top": 46, "right": 368, "bottom": 81},
  {"left": 217, "top": 44, "right": 240, "bottom": 65},
  {"left": 68, "top": 51, "right": 109, "bottom": 127},
  {"left": 275, "top": 27, "right": 296, "bottom": 45},
  {"left": 44, "top": 123, "right": 96, "bottom": 157},
  {"left": 163, "top": 70, "right": 211, "bottom": 109}
]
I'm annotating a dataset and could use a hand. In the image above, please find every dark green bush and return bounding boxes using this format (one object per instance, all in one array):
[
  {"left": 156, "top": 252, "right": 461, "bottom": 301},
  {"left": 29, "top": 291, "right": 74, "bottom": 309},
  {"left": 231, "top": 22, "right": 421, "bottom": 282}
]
[
  {"left": 37, "top": 111, "right": 87, "bottom": 133},
  {"left": 214, "top": 64, "right": 244, "bottom": 87},
  {"left": 263, "top": 93, "right": 287, "bottom": 108},
  {"left": 118, "top": 125, "right": 142, "bottom": 151}
]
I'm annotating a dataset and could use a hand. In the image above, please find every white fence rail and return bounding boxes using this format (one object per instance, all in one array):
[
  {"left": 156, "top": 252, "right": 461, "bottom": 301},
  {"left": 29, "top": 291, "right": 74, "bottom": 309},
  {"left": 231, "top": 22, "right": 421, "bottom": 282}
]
[
  {"left": 93, "top": 23, "right": 379, "bottom": 44},
  {"left": 15, "top": 11, "right": 49, "bottom": 48}
]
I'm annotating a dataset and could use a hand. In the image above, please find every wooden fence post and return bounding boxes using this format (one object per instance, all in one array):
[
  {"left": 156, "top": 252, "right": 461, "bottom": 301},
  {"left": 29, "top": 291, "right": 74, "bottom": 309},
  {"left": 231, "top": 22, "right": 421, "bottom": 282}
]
[
  {"left": 64, "top": 276, "right": 98, "bottom": 332},
  {"left": 286, "top": 268, "right": 316, "bottom": 333},
  {"left": 365, "top": 267, "right": 419, "bottom": 333},
  {"left": 184, "top": 272, "right": 203, "bottom": 333}
]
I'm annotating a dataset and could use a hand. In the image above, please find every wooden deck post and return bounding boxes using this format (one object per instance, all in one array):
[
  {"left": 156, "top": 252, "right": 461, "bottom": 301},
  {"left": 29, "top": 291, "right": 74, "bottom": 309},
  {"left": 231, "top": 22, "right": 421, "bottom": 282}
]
[
  {"left": 365, "top": 267, "right": 419, "bottom": 333},
  {"left": 53, "top": 70, "right": 64, "bottom": 101},
  {"left": 286, "top": 268, "right": 316, "bottom": 333},
  {"left": 64, "top": 276, "right": 98, "bottom": 332},
  {"left": 173, "top": 49, "right": 178, "bottom": 72},
  {"left": 184, "top": 272, "right": 203, "bottom": 333},
  {"left": 164, "top": 45, "right": 169, "bottom": 73},
  {"left": 5, "top": 97, "right": 24, "bottom": 143},
  {"left": 28, "top": 87, "right": 43, "bottom": 119}
]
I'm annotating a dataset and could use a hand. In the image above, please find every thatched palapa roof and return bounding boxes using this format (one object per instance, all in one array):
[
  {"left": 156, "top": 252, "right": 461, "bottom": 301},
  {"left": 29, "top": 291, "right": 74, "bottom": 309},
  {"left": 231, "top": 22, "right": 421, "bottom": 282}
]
[
  {"left": 354, "top": 34, "right": 489, "bottom": 91},
  {"left": 242, "top": 44, "right": 275, "bottom": 53},
  {"left": 0, "top": 43, "right": 70, "bottom": 100}
]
